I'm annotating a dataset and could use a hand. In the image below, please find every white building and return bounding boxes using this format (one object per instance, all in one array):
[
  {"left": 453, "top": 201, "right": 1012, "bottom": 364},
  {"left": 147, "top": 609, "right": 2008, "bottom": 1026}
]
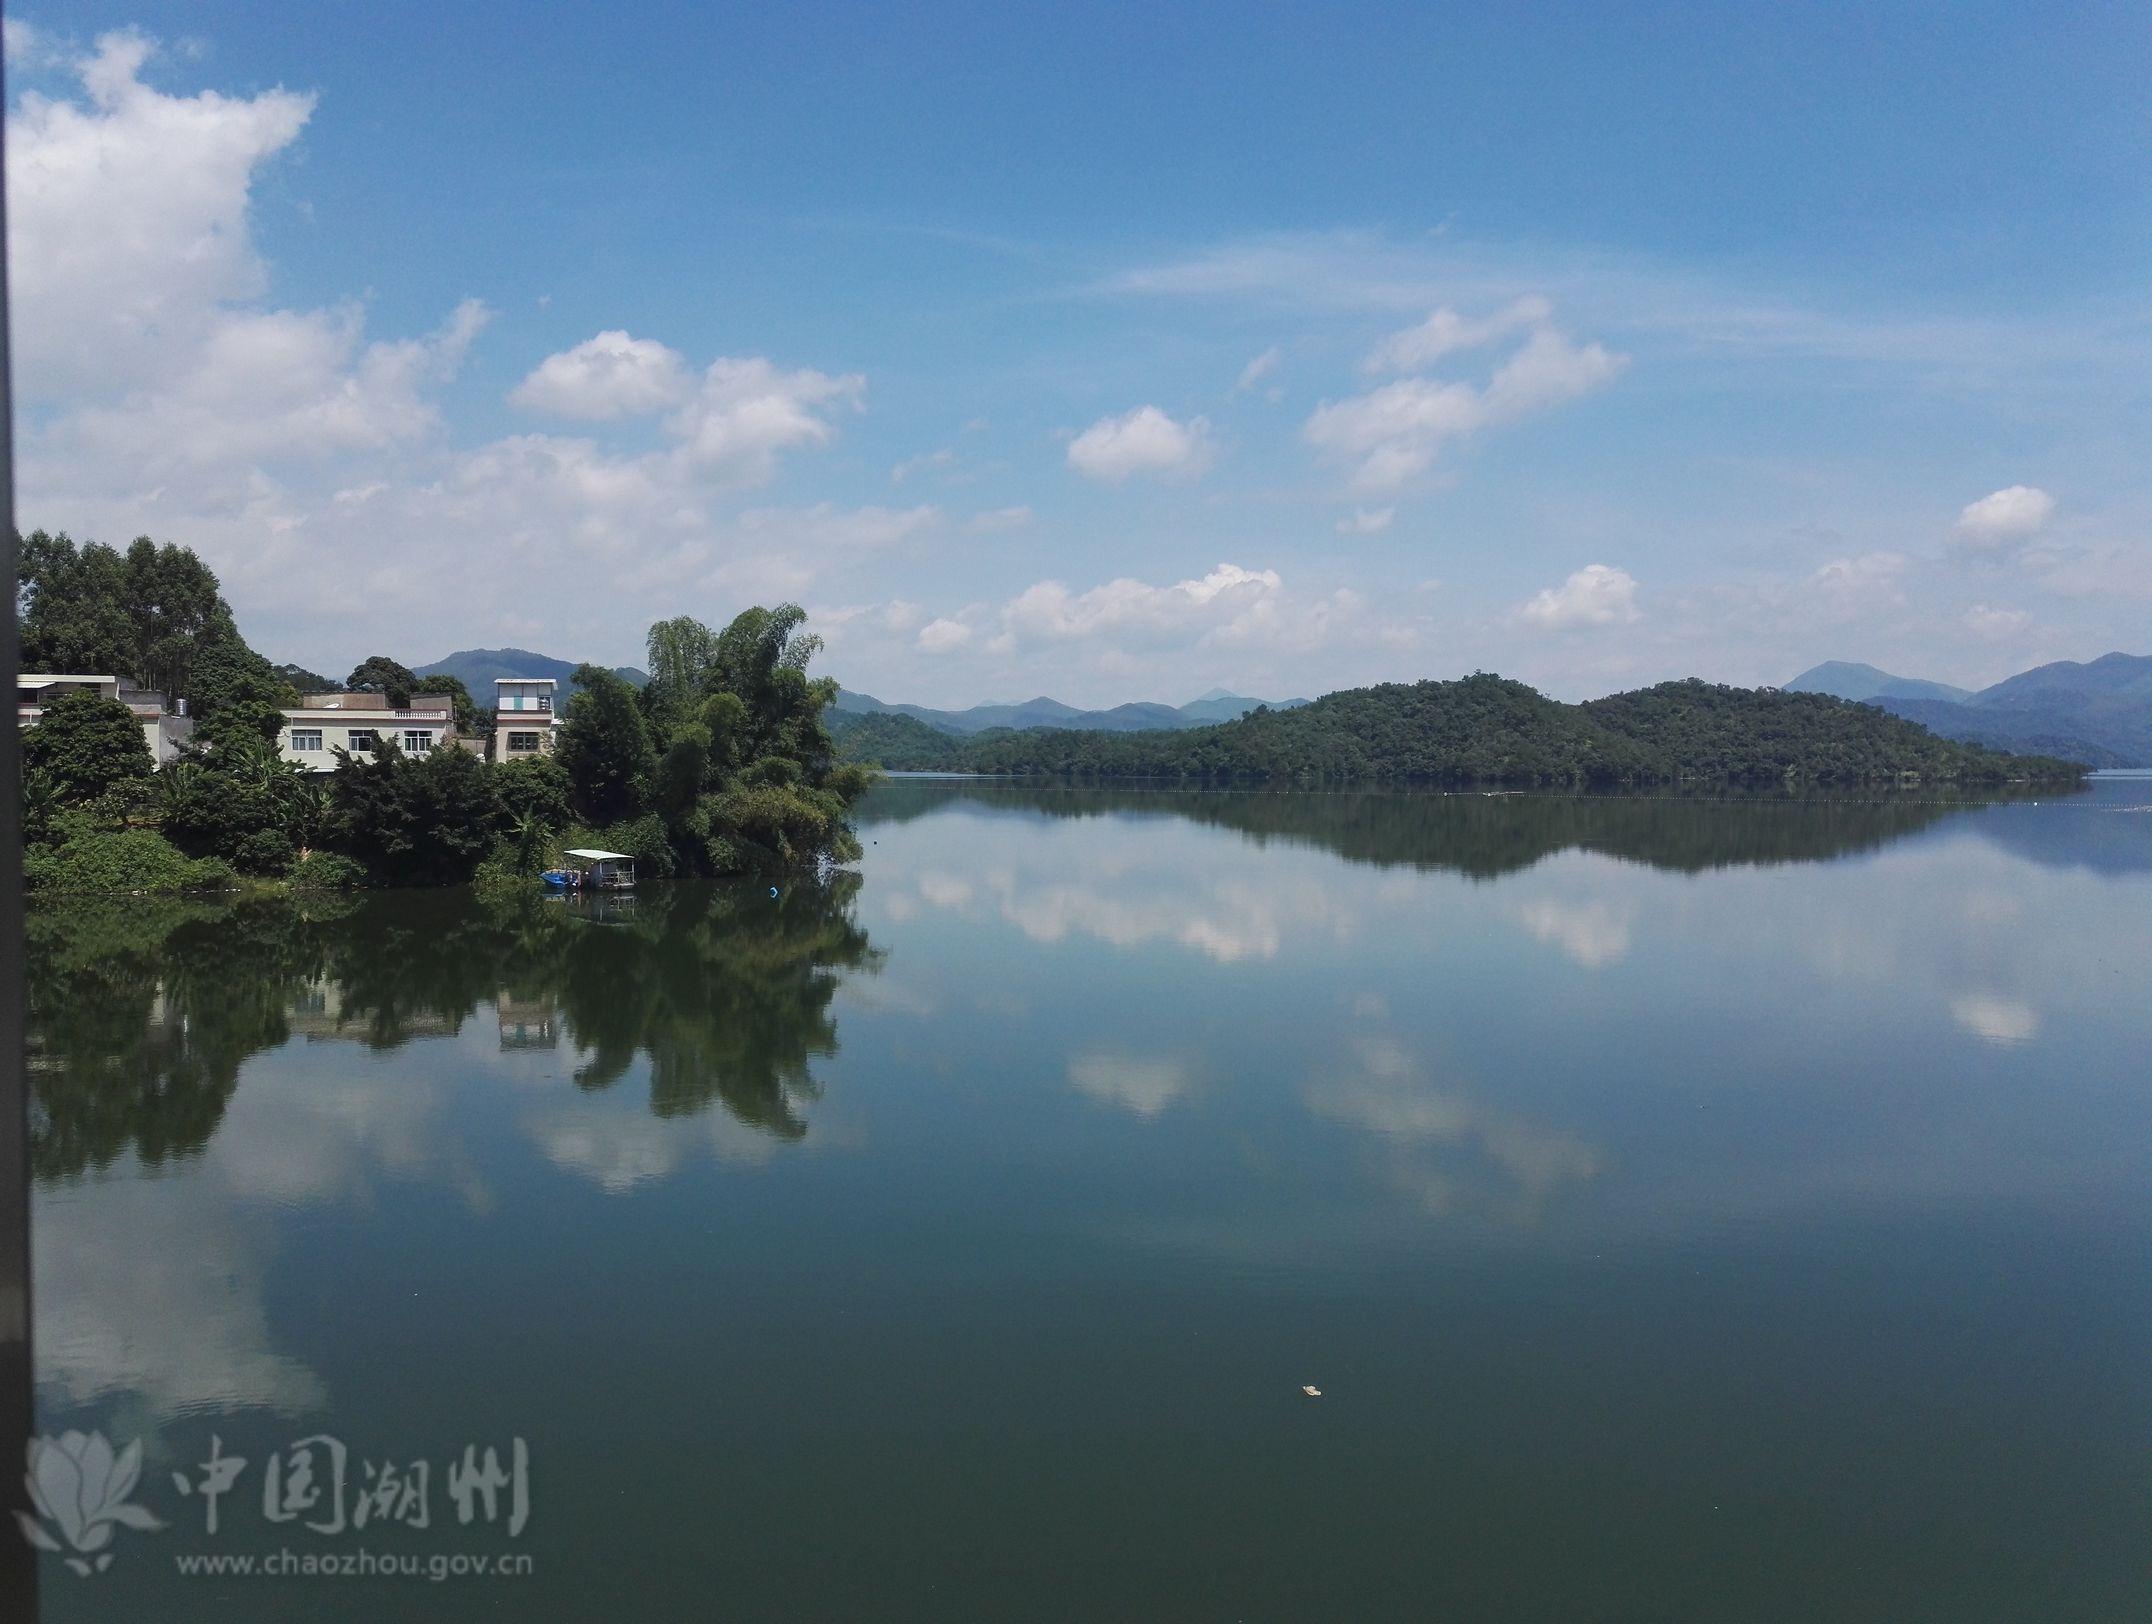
[
  {"left": 492, "top": 677, "right": 560, "bottom": 761},
  {"left": 277, "top": 691, "right": 461, "bottom": 773},
  {"left": 17, "top": 673, "right": 194, "bottom": 764}
]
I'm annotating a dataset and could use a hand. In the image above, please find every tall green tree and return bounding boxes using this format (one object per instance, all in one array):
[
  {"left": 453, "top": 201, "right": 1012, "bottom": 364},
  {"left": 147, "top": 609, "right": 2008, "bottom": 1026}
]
[
  {"left": 189, "top": 631, "right": 293, "bottom": 748},
  {"left": 557, "top": 665, "right": 657, "bottom": 824},
  {"left": 122, "top": 537, "right": 229, "bottom": 700},
  {"left": 22, "top": 688, "right": 155, "bottom": 801},
  {"left": 415, "top": 672, "right": 481, "bottom": 735},
  {"left": 346, "top": 656, "right": 418, "bottom": 709},
  {"left": 17, "top": 532, "right": 138, "bottom": 679},
  {"left": 643, "top": 615, "right": 718, "bottom": 733}
]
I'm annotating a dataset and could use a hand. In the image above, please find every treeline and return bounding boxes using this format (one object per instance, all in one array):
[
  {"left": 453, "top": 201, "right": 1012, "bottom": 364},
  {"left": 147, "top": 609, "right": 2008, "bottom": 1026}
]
[
  {"left": 17, "top": 532, "right": 869, "bottom": 892},
  {"left": 834, "top": 674, "right": 2087, "bottom": 786},
  {"left": 17, "top": 530, "right": 476, "bottom": 743}
]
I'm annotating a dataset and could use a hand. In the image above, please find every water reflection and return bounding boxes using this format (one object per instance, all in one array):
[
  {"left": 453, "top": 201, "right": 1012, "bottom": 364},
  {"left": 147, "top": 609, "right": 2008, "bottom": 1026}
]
[
  {"left": 22, "top": 781, "right": 2152, "bottom": 1618},
  {"left": 860, "top": 778, "right": 2079, "bottom": 875},
  {"left": 25, "top": 877, "right": 883, "bottom": 1183}
]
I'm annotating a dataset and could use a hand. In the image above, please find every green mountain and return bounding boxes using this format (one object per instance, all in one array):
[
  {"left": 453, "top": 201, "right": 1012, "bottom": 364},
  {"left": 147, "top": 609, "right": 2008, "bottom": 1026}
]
[
  {"left": 836, "top": 674, "right": 2084, "bottom": 786},
  {"left": 415, "top": 648, "right": 649, "bottom": 697},
  {"left": 831, "top": 686, "right": 1307, "bottom": 735},
  {"left": 1784, "top": 661, "right": 1973, "bottom": 704}
]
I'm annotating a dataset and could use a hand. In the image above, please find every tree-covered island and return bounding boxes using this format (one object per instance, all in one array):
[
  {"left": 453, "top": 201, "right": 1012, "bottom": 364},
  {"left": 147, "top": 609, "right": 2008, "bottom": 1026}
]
[{"left": 832, "top": 673, "right": 2087, "bottom": 787}]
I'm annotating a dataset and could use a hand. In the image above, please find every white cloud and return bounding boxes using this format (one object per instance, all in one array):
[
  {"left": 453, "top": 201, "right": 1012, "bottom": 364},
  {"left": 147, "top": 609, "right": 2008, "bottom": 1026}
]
[
  {"left": 1067, "top": 404, "right": 1213, "bottom": 483},
  {"left": 1809, "top": 551, "right": 1908, "bottom": 613},
  {"left": 666, "top": 356, "right": 865, "bottom": 486},
  {"left": 1363, "top": 295, "right": 1551, "bottom": 373},
  {"left": 966, "top": 504, "right": 1033, "bottom": 534},
  {"left": 6, "top": 31, "right": 317, "bottom": 399},
  {"left": 510, "top": 330, "right": 692, "bottom": 419},
  {"left": 1235, "top": 346, "right": 1282, "bottom": 391},
  {"left": 1003, "top": 562, "right": 1283, "bottom": 645},
  {"left": 1953, "top": 485, "right": 2054, "bottom": 550},
  {"left": 891, "top": 446, "right": 955, "bottom": 484},
  {"left": 1304, "top": 323, "right": 1625, "bottom": 492},
  {"left": 1963, "top": 604, "right": 2030, "bottom": 638},
  {"left": 1518, "top": 564, "right": 1641, "bottom": 630},
  {"left": 1336, "top": 506, "right": 1394, "bottom": 536},
  {"left": 917, "top": 617, "right": 973, "bottom": 654}
]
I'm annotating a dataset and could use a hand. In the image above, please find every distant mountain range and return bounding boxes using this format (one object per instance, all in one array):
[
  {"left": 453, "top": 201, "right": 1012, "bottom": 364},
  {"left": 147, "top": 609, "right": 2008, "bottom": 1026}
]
[
  {"left": 1783, "top": 661, "right": 1972, "bottom": 705},
  {"left": 416, "top": 648, "right": 648, "bottom": 695},
  {"left": 1786, "top": 654, "right": 2152, "bottom": 767},
  {"left": 830, "top": 685, "right": 1310, "bottom": 736}
]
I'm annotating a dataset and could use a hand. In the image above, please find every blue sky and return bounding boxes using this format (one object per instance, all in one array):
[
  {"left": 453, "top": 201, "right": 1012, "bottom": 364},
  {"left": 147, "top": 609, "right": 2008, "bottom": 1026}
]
[{"left": 7, "top": 3, "right": 2148, "bottom": 704}]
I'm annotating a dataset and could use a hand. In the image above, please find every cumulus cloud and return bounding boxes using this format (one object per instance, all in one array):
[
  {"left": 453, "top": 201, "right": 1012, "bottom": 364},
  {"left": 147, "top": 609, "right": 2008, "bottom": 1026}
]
[
  {"left": 1518, "top": 564, "right": 1640, "bottom": 630},
  {"left": 510, "top": 330, "right": 692, "bottom": 419},
  {"left": 1067, "top": 405, "right": 1213, "bottom": 483},
  {"left": 1305, "top": 321, "right": 1625, "bottom": 492},
  {"left": 1336, "top": 506, "right": 1394, "bottom": 536},
  {"left": 666, "top": 357, "right": 865, "bottom": 485},
  {"left": 917, "top": 617, "right": 973, "bottom": 654},
  {"left": 1362, "top": 295, "right": 1551, "bottom": 374},
  {"left": 1953, "top": 485, "right": 2054, "bottom": 550},
  {"left": 1003, "top": 563, "right": 1283, "bottom": 644},
  {"left": 6, "top": 30, "right": 317, "bottom": 398}
]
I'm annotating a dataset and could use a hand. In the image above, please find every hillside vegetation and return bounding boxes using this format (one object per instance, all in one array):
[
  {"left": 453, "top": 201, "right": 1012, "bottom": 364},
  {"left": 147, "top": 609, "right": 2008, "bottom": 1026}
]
[{"left": 834, "top": 675, "right": 2085, "bottom": 786}]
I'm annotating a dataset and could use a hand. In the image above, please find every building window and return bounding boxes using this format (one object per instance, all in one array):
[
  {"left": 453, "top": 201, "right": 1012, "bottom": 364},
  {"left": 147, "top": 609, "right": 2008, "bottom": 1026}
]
[
  {"left": 507, "top": 731, "right": 542, "bottom": 754},
  {"left": 290, "top": 729, "right": 324, "bottom": 752},
  {"left": 346, "top": 729, "right": 378, "bottom": 752},
  {"left": 403, "top": 731, "right": 434, "bottom": 754}
]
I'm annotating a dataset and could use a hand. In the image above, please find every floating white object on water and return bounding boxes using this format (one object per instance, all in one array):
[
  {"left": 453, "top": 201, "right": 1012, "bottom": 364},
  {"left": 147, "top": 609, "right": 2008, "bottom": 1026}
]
[{"left": 1301, "top": 1385, "right": 1322, "bottom": 1397}]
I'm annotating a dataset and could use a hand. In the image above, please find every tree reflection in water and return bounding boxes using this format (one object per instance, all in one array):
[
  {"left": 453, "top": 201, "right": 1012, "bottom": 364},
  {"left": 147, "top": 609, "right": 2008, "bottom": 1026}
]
[{"left": 25, "top": 875, "right": 881, "bottom": 1180}]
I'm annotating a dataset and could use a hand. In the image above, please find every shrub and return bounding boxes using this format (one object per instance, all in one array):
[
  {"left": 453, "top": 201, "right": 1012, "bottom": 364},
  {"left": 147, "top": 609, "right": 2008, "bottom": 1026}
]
[
  {"left": 287, "top": 850, "right": 366, "bottom": 890},
  {"left": 23, "top": 828, "right": 237, "bottom": 894}
]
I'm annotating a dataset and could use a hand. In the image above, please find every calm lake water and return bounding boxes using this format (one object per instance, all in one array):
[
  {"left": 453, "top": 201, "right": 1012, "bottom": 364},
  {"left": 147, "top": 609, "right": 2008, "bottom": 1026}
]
[{"left": 26, "top": 778, "right": 2152, "bottom": 1620}]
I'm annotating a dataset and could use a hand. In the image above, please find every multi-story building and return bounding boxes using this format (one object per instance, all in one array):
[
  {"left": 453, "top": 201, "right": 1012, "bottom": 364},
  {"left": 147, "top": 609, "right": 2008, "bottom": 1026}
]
[
  {"left": 17, "top": 673, "right": 194, "bottom": 764},
  {"left": 277, "top": 691, "right": 460, "bottom": 773},
  {"left": 492, "top": 677, "right": 560, "bottom": 761}
]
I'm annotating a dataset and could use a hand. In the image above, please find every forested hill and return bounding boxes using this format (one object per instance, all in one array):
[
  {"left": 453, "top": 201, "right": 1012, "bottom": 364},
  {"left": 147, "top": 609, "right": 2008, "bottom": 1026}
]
[{"left": 832, "top": 675, "right": 2086, "bottom": 786}]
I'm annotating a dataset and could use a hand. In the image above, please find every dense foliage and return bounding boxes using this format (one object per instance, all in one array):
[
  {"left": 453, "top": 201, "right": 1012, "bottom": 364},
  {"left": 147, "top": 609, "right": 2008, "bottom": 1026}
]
[
  {"left": 17, "top": 531, "right": 869, "bottom": 891},
  {"left": 836, "top": 674, "right": 2086, "bottom": 786},
  {"left": 556, "top": 604, "right": 874, "bottom": 875},
  {"left": 22, "top": 689, "right": 155, "bottom": 801}
]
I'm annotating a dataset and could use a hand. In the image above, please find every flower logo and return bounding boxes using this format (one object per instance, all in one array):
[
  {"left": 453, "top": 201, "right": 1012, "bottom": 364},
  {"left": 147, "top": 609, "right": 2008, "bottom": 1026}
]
[{"left": 15, "top": 1431, "right": 166, "bottom": 1576}]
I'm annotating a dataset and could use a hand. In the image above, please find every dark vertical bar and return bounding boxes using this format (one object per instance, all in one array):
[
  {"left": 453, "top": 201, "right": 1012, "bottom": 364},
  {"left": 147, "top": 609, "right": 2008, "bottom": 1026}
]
[{"left": 0, "top": 3, "right": 38, "bottom": 1613}]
